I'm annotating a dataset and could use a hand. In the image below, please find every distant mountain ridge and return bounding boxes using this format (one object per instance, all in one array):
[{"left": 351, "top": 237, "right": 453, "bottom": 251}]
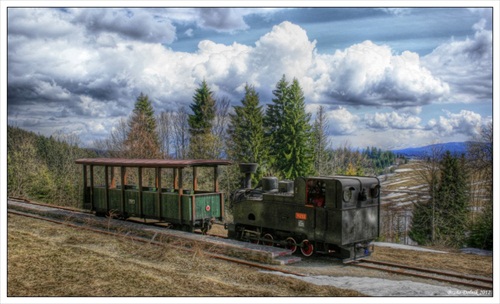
[{"left": 391, "top": 142, "right": 470, "bottom": 158}]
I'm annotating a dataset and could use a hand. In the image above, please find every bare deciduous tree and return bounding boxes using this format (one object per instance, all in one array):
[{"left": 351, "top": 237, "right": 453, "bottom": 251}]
[
  {"left": 173, "top": 107, "right": 190, "bottom": 159},
  {"left": 211, "top": 96, "right": 231, "bottom": 159},
  {"left": 157, "top": 111, "right": 173, "bottom": 158},
  {"left": 411, "top": 144, "right": 443, "bottom": 243}
]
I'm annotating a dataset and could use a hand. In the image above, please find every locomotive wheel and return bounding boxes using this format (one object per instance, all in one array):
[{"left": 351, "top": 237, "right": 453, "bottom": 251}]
[
  {"left": 250, "top": 237, "right": 260, "bottom": 244},
  {"left": 262, "top": 233, "right": 274, "bottom": 246},
  {"left": 248, "top": 229, "right": 260, "bottom": 244},
  {"left": 285, "top": 237, "right": 297, "bottom": 254},
  {"left": 300, "top": 239, "right": 314, "bottom": 257}
]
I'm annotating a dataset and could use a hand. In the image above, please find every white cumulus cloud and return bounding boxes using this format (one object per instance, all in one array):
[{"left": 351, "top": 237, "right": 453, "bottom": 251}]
[
  {"left": 427, "top": 110, "right": 485, "bottom": 137},
  {"left": 422, "top": 20, "right": 492, "bottom": 103},
  {"left": 327, "top": 107, "right": 360, "bottom": 135},
  {"left": 365, "top": 111, "right": 422, "bottom": 130},
  {"left": 315, "top": 41, "right": 449, "bottom": 107}
]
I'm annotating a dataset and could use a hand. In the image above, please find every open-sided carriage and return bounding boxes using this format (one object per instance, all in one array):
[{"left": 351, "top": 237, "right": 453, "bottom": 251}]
[{"left": 75, "top": 158, "right": 231, "bottom": 233}]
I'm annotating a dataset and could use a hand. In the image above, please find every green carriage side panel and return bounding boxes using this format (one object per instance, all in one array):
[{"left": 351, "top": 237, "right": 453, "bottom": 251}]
[
  {"left": 124, "top": 190, "right": 140, "bottom": 216},
  {"left": 83, "top": 187, "right": 91, "bottom": 210},
  {"left": 194, "top": 194, "right": 221, "bottom": 220},
  {"left": 108, "top": 189, "right": 122, "bottom": 212},
  {"left": 93, "top": 187, "right": 106, "bottom": 210},
  {"left": 142, "top": 191, "right": 157, "bottom": 218},
  {"left": 161, "top": 193, "right": 181, "bottom": 222},
  {"left": 181, "top": 195, "right": 193, "bottom": 222}
]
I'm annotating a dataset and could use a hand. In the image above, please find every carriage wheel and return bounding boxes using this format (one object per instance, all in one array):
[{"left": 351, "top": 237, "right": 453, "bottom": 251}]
[
  {"left": 262, "top": 233, "right": 274, "bottom": 246},
  {"left": 183, "top": 225, "right": 194, "bottom": 233},
  {"left": 285, "top": 237, "right": 297, "bottom": 254},
  {"left": 300, "top": 239, "right": 314, "bottom": 257}
]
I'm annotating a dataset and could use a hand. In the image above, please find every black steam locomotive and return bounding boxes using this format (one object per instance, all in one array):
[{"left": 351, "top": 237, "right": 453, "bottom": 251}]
[{"left": 227, "top": 163, "right": 381, "bottom": 261}]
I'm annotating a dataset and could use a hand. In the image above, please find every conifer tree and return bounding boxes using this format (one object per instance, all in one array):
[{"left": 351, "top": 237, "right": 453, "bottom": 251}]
[
  {"left": 410, "top": 150, "right": 469, "bottom": 247},
  {"left": 133, "top": 93, "right": 157, "bottom": 134},
  {"left": 435, "top": 151, "right": 469, "bottom": 246},
  {"left": 125, "top": 93, "right": 161, "bottom": 158},
  {"left": 227, "top": 84, "right": 267, "bottom": 181},
  {"left": 281, "top": 78, "right": 314, "bottom": 179},
  {"left": 265, "top": 75, "right": 314, "bottom": 179},
  {"left": 188, "top": 80, "right": 216, "bottom": 159},
  {"left": 312, "top": 106, "right": 330, "bottom": 175},
  {"left": 264, "top": 75, "right": 289, "bottom": 172}
]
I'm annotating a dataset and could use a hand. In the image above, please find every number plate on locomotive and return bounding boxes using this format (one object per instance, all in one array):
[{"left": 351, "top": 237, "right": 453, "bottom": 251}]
[{"left": 295, "top": 212, "right": 307, "bottom": 220}]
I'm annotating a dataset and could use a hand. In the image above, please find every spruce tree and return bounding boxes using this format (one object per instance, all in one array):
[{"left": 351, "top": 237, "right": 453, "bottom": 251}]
[
  {"left": 125, "top": 93, "right": 161, "bottom": 158},
  {"left": 409, "top": 200, "right": 434, "bottom": 245},
  {"left": 227, "top": 84, "right": 267, "bottom": 181},
  {"left": 410, "top": 151, "right": 469, "bottom": 247},
  {"left": 312, "top": 106, "right": 330, "bottom": 175},
  {"left": 435, "top": 151, "right": 469, "bottom": 246},
  {"left": 265, "top": 75, "right": 314, "bottom": 179},
  {"left": 281, "top": 78, "right": 314, "bottom": 179},
  {"left": 133, "top": 93, "right": 157, "bottom": 135},
  {"left": 188, "top": 80, "right": 216, "bottom": 159},
  {"left": 264, "top": 75, "right": 289, "bottom": 173}
]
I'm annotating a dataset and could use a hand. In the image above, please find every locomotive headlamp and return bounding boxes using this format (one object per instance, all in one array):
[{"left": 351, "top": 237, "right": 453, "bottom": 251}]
[
  {"left": 343, "top": 186, "right": 355, "bottom": 202},
  {"left": 370, "top": 184, "right": 380, "bottom": 198}
]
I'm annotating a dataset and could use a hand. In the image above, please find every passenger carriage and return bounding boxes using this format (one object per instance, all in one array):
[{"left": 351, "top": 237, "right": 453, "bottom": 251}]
[{"left": 75, "top": 158, "right": 231, "bottom": 233}]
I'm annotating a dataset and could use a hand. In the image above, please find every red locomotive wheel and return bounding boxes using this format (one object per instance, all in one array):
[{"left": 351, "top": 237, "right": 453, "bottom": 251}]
[
  {"left": 249, "top": 232, "right": 260, "bottom": 244},
  {"left": 262, "top": 233, "right": 274, "bottom": 246},
  {"left": 285, "top": 237, "right": 297, "bottom": 254},
  {"left": 300, "top": 239, "right": 314, "bottom": 257}
]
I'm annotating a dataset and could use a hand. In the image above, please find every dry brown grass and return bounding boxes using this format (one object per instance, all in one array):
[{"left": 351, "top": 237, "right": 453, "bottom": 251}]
[
  {"left": 372, "top": 246, "right": 493, "bottom": 277},
  {"left": 7, "top": 213, "right": 362, "bottom": 297}
]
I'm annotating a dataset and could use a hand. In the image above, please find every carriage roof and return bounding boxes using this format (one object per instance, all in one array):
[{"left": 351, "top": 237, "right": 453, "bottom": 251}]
[{"left": 75, "top": 158, "right": 232, "bottom": 168}]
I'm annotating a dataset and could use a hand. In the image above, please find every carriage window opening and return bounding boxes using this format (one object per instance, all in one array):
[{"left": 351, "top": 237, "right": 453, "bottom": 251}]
[
  {"left": 108, "top": 166, "right": 119, "bottom": 189},
  {"left": 142, "top": 167, "right": 157, "bottom": 192},
  {"left": 93, "top": 166, "right": 105, "bottom": 187}
]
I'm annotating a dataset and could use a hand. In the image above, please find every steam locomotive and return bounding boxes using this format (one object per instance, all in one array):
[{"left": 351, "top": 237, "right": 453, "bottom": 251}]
[{"left": 228, "top": 163, "right": 381, "bottom": 261}]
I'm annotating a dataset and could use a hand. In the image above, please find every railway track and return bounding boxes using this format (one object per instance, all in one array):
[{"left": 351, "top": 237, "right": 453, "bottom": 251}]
[
  {"left": 7, "top": 200, "right": 305, "bottom": 278},
  {"left": 352, "top": 259, "right": 493, "bottom": 290}
]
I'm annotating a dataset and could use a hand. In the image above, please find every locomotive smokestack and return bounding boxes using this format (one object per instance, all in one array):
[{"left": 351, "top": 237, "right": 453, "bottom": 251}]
[{"left": 238, "top": 163, "right": 258, "bottom": 189}]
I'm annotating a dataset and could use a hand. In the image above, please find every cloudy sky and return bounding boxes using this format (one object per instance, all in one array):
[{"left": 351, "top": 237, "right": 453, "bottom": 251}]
[{"left": 5, "top": 4, "right": 495, "bottom": 150}]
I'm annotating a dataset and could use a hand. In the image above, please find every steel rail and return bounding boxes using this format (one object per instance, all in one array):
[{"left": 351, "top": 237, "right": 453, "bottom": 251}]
[
  {"left": 8, "top": 196, "right": 90, "bottom": 213},
  {"left": 7, "top": 208, "right": 306, "bottom": 278},
  {"left": 362, "top": 259, "right": 493, "bottom": 284},
  {"left": 352, "top": 261, "right": 492, "bottom": 290}
]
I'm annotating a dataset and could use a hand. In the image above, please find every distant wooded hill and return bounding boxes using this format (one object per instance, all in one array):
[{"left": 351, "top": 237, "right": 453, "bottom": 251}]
[{"left": 391, "top": 142, "right": 471, "bottom": 158}]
